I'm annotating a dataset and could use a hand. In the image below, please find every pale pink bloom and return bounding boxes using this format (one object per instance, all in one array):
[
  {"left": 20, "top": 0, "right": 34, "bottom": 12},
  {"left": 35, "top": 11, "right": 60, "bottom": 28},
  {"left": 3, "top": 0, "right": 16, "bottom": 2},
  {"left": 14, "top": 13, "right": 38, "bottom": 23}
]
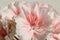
[{"left": 1, "top": 1, "right": 60, "bottom": 40}]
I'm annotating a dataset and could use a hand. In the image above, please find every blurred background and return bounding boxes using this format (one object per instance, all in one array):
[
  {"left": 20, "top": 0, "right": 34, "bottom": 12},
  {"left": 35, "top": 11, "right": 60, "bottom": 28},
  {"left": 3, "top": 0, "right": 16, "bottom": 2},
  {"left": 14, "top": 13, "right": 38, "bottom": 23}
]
[{"left": 0, "top": 0, "right": 60, "bottom": 13}]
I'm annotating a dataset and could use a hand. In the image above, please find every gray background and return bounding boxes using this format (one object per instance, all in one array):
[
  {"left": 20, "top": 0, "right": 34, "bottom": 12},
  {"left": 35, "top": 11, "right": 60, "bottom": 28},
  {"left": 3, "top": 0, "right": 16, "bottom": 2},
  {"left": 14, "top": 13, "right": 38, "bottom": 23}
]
[{"left": 0, "top": 0, "right": 60, "bottom": 13}]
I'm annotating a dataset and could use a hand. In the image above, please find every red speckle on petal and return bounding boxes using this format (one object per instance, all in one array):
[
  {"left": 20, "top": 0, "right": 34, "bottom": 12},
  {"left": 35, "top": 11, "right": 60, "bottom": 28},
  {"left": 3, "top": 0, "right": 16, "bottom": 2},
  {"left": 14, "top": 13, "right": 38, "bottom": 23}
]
[
  {"left": 13, "top": 9, "right": 20, "bottom": 15},
  {"left": 23, "top": 8, "right": 38, "bottom": 26}
]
